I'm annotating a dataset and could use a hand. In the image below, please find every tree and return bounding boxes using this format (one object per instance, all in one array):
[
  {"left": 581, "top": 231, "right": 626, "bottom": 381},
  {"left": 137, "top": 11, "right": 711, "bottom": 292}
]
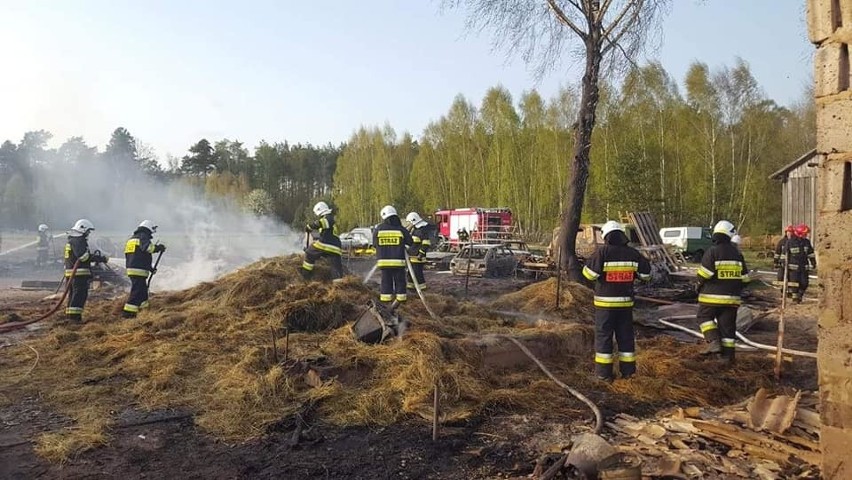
[
  {"left": 448, "top": 0, "right": 670, "bottom": 279},
  {"left": 245, "top": 188, "right": 274, "bottom": 216},
  {"left": 180, "top": 139, "right": 217, "bottom": 176}
]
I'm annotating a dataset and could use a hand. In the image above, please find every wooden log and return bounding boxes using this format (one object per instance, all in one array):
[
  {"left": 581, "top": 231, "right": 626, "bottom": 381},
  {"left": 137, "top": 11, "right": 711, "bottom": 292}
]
[{"left": 691, "top": 420, "right": 821, "bottom": 465}]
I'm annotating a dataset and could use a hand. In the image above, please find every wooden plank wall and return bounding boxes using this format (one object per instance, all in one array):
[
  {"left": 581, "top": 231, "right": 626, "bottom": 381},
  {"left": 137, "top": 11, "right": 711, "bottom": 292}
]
[{"left": 781, "top": 159, "right": 819, "bottom": 245}]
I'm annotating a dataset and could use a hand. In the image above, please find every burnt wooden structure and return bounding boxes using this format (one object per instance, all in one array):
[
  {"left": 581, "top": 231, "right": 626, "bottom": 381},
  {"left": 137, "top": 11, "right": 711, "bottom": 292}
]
[{"left": 770, "top": 149, "right": 821, "bottom": 243}]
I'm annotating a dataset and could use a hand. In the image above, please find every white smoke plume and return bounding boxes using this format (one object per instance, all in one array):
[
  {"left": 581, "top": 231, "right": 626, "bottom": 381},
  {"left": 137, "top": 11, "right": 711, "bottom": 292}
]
[{"left": 30, "top": 154, "right": 304, "bottom": 291}]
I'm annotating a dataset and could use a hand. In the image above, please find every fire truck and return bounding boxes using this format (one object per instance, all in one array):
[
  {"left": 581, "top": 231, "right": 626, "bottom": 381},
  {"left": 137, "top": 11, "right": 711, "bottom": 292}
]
[{"left": 432, "top": 207, "right": 515, "bottom": 245}]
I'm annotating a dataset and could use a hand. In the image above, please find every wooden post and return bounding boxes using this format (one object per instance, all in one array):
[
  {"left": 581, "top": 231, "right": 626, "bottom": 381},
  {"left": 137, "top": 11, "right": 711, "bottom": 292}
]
[
  {"left": 284, "top": 327, "right": 290, "bottom": 363},
  {"left": 774, "top": 250, "right": 790, "bottom": 379},
  {"left": 270, "top": 327, "right": 279, "bottom": 364},
  {"left": 556, "top": 247, "right": 563, "bottom": 309},
  {"left": 432, "top": 380, "right": 440, "bottom": 441}
]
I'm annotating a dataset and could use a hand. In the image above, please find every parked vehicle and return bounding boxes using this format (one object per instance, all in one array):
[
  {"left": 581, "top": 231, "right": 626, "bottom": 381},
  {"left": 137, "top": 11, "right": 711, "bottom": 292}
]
[
  {"left": 547, "top": 224, "right": 641, "bottom": 262},
  {"left": 340, "top": 227, "right": 375, "bottom": 256},
  {"left": 450, "top": 244, "right": 519, "bottom": 278},
  {"left": 433, "top": 207, "right": 514, "bottom": 246},
  {"left": 659, "top": 226, "right": 712, "bottom": 262}
]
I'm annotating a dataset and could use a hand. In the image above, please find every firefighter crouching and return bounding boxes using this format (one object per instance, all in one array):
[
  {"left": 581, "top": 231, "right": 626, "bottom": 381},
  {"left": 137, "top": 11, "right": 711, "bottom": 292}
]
[
  {"left": 302, "top": 201, "right": 343, "bottom": 281},
  {"left": 582, "top": 221, "right": 651, "bottom": 382},
  {"left": 696, "top": 220, "right": 751, "bottom": 363},
  {"left": 65, "top": 219, "right": 108, "bottom": 322},
  {"left": 405, "top": 211, "right": 432, "bottom": 291},
  {"left": 788, "top": 224, "right": 816, "bottom": 303},
  {"left": 123, "top": 220, "right": 166, "bottom": 318},
  {"left": 374, "top": 205, "right": 413, "bottom": 305}
]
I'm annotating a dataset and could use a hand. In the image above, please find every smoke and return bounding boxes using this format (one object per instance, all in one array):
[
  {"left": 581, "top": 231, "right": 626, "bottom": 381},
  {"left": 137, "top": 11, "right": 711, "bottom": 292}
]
[{"left": 31, "top": 156, "right": 304, "bottom": 291}]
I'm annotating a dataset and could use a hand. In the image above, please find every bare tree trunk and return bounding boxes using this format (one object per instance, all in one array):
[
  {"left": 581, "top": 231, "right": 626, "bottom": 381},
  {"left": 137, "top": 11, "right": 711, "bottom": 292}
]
[{"left": 558, "top": 36, "right": 602, "bottom": 280}]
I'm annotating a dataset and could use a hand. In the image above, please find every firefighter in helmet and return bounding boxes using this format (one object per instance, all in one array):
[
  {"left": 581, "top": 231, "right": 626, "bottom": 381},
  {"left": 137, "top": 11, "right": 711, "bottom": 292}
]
[
  {"left": 789, "top": 224, "right": 816, "bottom": 303},
  {"left": 774, "top": 225, "right": 795, "bottom": 283},
  {"left": 123, "top": 220, "right": 166, "bottom": 318},
  {"left": 696, "top": 220, "right": 751, "bottom": 363},
  {"left": 374, "top": 205, "right": 413, "bottom": 305},
  {"left": 302, "top": 201, "right": 343, "bottom": 281},
  {"left": 405, "top": 212, "right": 433, "bottom": 291},
  {"left": 36, "top": 224, "right": 50, "bottom": 268},
  {"left": 582, "top": 221, "right": 652, "bottom": 382},
  {"left": 64, "top": 219, "right": 108, "bottom": 322}
]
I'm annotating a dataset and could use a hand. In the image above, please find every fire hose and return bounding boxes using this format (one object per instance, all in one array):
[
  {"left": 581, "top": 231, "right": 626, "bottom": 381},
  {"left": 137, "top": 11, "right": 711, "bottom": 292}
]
[
  {"left": 0, "top": 261, "right": 79, "bottom": 334},
  {"left": 657, "top": 315, "right": 816, "bottom": 358}
]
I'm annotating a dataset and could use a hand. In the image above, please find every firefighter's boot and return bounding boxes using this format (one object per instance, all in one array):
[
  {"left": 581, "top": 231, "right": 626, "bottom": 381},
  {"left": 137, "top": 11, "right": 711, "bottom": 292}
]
[{"left": 701, "top": 339, "right": 721, "bottom": 355}]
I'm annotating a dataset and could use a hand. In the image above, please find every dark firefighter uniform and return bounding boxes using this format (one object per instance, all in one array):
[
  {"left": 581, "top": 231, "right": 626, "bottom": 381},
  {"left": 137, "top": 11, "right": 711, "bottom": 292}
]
[
  {"left": 696, "top": 234, "right": 751, "bottom": 362},
  {"left": 36, "top": 231, "right": 50, "bottom": 267},
  {"left": 64, "top": 237, "right": 106, "bottom": 321},
  {"left": 787, "top": 235, "right": 816, "bottom": 303},
  {"left": 407, "top": 223, "right": 433, "bottom": 290},
  {"left": 374, "top": 217, "right": 413, "bottom": 304},
  {"left": 582, "top": 231, "right": 651, "bottom": 380},
  {"left": 123, "top": 229, "right": 165, "bottom": 318},
  {"left": 302, "top": 214, "right": 343, "bottom": 280},
  {"left": 774, "top": 229, "right": 794, "bottom": 283}
]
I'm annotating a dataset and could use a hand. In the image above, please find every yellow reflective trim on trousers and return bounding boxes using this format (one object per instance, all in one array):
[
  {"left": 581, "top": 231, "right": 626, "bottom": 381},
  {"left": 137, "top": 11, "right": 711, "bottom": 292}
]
[
  {"left": 412, "top": 236, "right": 421, "bottom": 242},
  {"left": 698, "top": 294, "right": 741, "bottom": 305},
  {"left": 721, "top": 338, "right": 736, "bottom": 347},
  {"left": 618, "top": 352, "right": 636, "bottom": 362},
  {"left": 697, "top": 266, "right": 714, "bottom": 279},
  {"left": 313, "top": 241, "right": 342, "bottom": 255},
  {"left": 65, "top": 307, "right": 83, "bottom": 314},
  {"left": 65, "top": 269, "right": 92, "bottom": 277},
  {"left": 395, "top": 294, "right": 407, "bottom": 301},
  {"left": 123, "top": 304, "right": 140, "bottom": 313},
  {"left": 594, "top": 296, "right": 633, "bottom": 308},
  {"left": 582, "top": 266, "right": 599, "bottom": 281},
  {"left": 377, "top": 259, "right": 405, "bottom": 267},
  {"left": 699, "top": 321, "right": 718, "bottom": 333},
  {"left": 302, "top": 261, "right": 314, "bottom": 271},
  {"left": 126, "top": 268, "right": 150, "bottom": 277},
  {"left": 595, "top": 353, "right": 614, "bottom": 364},
  {"left": 379, "top": 294, "right": 393, "bottom": 302}
]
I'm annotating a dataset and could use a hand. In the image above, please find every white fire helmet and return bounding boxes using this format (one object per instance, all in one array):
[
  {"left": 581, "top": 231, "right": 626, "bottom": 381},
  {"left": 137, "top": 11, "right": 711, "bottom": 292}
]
[
  {"left": 405, "top": 212, "right": 426, "bottom": 228},
  {"left": 70, "top": 219, "right": 95, "bottom": 237},
  {"left": 380, "top": 205, "right": 398, "bottom": 220},
  {"left": 38, "top": 224, "right": 49, "bottom": 232},
  {"left": 601, "top": 220, "right": 625, "bottom": 238},
  {"left": 713, "top": 220, "right": 736, "bottom": 238},
  {"left": 138, "top": 220, "right": 158, "bottom": 233},
  {"left": 313, "top": 201, "right": 332, "bottom": 217}
]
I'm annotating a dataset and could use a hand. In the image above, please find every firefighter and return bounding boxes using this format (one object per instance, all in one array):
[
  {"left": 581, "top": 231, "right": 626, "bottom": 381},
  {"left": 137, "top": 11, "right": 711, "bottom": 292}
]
[
  {"left": 457, "top": 228, "right": 469, "bottom": 243},
  {"left": 36, "top": 224, "right": 50, "bottom": 268},
  {"left": 789, "top": 224, "right": 816, "bottom": 303},
  {"left": 582, "top": 220, "right": 652, "bottom": 382},
  {"left": 774, "top": 225, "right": 795, "bottom": 283},
  {"left": 696, "top": 220, "right": 751, "bottom": 363},
  {"left": 405, "top": 212, "right": 433, "bottom": 290},
  {"left": 122, "top": 220, "right": 166, "bottom": 318},
  {"left": 64, "top": 219, "right": 108, "bottom": 322},
  {"left": 374, "top": 205, "right": 413, "bottom": 305},
  {"left": 302, "top": 201, "right": 343, "bottom": 281}
]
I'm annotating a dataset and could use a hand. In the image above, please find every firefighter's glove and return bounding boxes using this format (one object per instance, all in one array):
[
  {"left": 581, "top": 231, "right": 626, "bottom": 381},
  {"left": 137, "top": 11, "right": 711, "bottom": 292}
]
[
  {"left": 154, "top": 244, "right": 167, "bottom": 253},
  {"left": 304, "top": 224, "right": 313, "bottom": 233}
]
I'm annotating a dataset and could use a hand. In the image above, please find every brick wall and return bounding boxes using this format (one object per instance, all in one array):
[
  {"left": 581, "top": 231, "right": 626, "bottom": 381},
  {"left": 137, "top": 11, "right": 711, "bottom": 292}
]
[{"left": 809, "top": 0, "right": 852, "bottom": 477}]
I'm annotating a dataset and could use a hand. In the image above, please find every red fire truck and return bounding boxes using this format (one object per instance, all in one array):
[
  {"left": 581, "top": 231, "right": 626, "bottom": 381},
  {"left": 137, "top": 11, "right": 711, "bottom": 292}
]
[{"left": 432, "top": 207, "right": 514, "bottom": 245}]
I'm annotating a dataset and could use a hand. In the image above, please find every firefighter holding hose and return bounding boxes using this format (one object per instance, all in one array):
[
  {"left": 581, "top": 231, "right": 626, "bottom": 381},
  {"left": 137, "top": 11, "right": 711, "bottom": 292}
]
[
  {"left": 405, "top": 211, "right": 433, "bottom": 291},
  {"left": 696, "top": 220, "right": 751, "bottom": 364},
  {"left": 302, "top": 201, "right": 343, "bottom": 281},
  {"left": 122, "top": 220, "right": 166, "bottom": 318},
  {"left": 582, "top": 221, "right": 652, "bottom": 382},
  {"left": 65, "top": 219, "right": 108, "bottom": 322}
]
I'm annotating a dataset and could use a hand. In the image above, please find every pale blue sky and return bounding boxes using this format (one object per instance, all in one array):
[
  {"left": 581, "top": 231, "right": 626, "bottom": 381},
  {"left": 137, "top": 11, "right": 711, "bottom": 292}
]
[{"left": 0, "top": 1, "right": 810, "bottom": 160}]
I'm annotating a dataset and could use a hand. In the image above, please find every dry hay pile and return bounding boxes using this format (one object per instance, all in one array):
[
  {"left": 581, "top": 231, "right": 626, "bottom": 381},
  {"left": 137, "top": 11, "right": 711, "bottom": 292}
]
[
  {"left": 0, "top": 260, "right": 773, "bottom": 462},
  {"left": 492, "top": 277, "right": 595, "bottom": 323}
]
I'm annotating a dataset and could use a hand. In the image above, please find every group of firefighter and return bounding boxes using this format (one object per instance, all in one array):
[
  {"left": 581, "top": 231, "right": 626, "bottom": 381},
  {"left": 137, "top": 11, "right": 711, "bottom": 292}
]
[
  {"left": 48, "top": 202, "right": 815, "bottom": 384},
  {"left": 301, "top": 201, "right": 434, "bottom": 305},
  {"left": 40, "top": 219, "right": 166, "bottom": 323}
]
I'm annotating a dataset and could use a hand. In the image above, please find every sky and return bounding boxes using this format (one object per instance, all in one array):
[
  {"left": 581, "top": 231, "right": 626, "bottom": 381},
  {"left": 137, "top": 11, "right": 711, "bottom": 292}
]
[{"left": 0, "top": 0, "right": 811, "bottom": 162}]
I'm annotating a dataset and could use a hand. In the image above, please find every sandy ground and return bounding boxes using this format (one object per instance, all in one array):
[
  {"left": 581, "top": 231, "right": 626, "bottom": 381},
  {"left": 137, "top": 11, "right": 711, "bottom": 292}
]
[{"left": 0, "top": 259, "right": 820, "bottom": 479}]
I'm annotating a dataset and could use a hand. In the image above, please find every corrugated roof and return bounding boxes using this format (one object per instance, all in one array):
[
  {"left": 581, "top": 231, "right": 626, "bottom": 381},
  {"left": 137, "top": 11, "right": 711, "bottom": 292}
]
[{"left": 769, "top": 149, "right": 818, "bottom": 180}]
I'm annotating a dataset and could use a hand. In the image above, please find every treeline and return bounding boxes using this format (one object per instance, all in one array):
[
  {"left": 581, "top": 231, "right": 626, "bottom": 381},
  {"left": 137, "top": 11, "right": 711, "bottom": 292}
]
[
  {"left": 1, "top": 59, "right": 814, "bottom": 236},
  {"left": 333, "top": 60, "right": 814, "bottom": 236}
]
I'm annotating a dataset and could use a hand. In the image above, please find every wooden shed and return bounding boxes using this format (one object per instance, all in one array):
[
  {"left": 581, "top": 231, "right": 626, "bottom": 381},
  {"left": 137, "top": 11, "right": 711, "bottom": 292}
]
[{"left": 770, "top": 149, "right": 820, "bottom": 241}]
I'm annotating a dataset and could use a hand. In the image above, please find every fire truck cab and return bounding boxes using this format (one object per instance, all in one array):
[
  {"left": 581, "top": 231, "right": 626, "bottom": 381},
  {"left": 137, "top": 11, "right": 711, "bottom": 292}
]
[{"left": 432, "top": 207, "right": 514, "bottom": 245}]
